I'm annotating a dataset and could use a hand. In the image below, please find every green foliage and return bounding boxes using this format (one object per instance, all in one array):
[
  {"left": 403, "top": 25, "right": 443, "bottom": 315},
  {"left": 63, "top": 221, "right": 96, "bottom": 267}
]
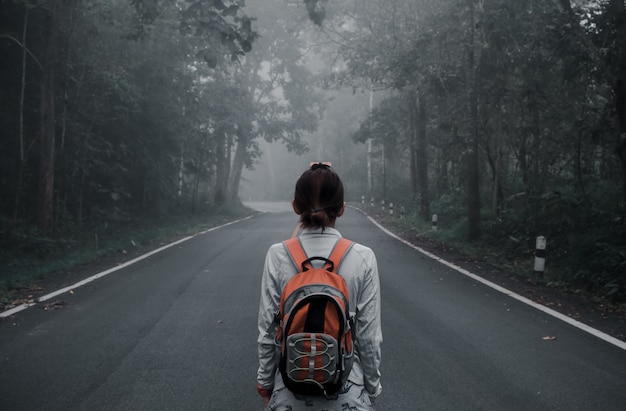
[
  {"left": 474, "top": 186, "right": 625, "bottom": 301},
  {"left": 303, "top": 0, "right": 327, "bottom": 25},
  {"left": 566, "top": 229, "right": 626, "bottom": 302},
  {"left": 2, "top": 0, "right": 626, "bottom": 306},
  {"left": 0, "top": 206, "right": 252, "bottom": 301},
  {"left": 321, "top": 0, "right": 626, "bottom": 302},
  {"left": 352, "top": 96, "right": 408, "bottom": 148},
  {"left": 128, "top": 0, "right": 257, "bottom": 60},
  {"left": 430, "top": 190, "right": 467, "bottom": 224}
]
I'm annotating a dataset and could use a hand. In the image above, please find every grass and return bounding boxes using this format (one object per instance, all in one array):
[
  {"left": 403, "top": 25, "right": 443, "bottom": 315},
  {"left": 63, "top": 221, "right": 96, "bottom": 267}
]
[
  {"left": 0, "top": 204, "right": 255, "bottom": 309},
  {"left": 360, "top": 203, "right": 626, "bottom": 310}
]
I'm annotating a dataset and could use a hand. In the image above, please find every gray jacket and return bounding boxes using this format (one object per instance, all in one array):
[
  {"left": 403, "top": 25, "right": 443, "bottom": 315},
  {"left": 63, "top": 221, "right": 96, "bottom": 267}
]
[{"left": 257, "top": 227, "right": 383, "bottom": 399}]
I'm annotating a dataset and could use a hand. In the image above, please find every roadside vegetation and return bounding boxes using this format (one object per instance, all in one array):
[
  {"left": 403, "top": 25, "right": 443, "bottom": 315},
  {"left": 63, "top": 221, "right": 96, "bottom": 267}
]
[
  {"left": 0, "top": 205, "right": 253, "bottom": 310},
  {"left": 1, "top": 1, "right": 625, "bottom": 312},
  {"left": 326, "top": 0, "right": 626, "bottom": 308},
  {"left": 362, "top": 197, "right": 626, "bottom": 310}
]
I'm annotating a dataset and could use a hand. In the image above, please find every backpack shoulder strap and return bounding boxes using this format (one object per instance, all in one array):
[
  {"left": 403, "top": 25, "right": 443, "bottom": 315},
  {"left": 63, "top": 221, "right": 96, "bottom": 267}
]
[
  {"left": 283, "top": 237, "right": 354, "bottom": 272},
  {"left": 283, "top": 237, "right": 308, "bottom": 271},
  {"left": 328, "top": 238, "right": 354, "bottom": 273}
]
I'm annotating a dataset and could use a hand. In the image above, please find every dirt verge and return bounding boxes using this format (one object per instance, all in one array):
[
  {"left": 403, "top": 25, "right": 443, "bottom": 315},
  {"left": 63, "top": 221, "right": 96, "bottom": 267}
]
[{"left": 373, "top": 214, "right": 626, "bottom": 344}]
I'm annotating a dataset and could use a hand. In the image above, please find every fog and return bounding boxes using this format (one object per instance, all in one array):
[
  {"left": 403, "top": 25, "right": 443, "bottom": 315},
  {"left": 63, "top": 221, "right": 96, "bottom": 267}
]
[
  {"left": 239, "top": 0, "right": 381, "bottom": 204},
  {"left": 240, "top": 90, "right": 373, "bottom": 202},
  {"left": 2, "top": 0, "right": 625, "bottom": 302}
]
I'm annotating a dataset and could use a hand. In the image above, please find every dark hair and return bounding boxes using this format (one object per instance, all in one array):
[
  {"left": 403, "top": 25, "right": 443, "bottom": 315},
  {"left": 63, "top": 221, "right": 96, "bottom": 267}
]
[{"left": 294, "top": 165, "right": 344, "bottom": 230}]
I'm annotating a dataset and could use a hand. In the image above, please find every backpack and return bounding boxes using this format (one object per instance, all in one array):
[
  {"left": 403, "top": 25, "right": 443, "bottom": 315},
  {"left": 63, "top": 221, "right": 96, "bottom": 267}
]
[{"left": 275, "top": 237, "right": 355, "bottom": 398}]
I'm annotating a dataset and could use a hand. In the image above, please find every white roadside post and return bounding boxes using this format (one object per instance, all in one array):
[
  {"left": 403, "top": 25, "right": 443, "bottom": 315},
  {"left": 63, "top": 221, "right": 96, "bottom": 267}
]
[
  {"left": 381, "top": 199, "right": 385, "bottom": 212},
  {"left": 432, "top": 214, "right": 438, "bottom": 231},
  {"left": 389, "top": 202, "right": 394, "bottom": 216},
  {"left": 534, "top": 236, "right": 547, "bottom": 274}
]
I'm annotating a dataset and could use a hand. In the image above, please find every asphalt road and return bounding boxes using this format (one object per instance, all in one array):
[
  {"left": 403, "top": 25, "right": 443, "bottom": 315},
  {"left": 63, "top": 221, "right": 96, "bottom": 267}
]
[{"left": 1, "top": 204, "right": 625, "bottom": 410}]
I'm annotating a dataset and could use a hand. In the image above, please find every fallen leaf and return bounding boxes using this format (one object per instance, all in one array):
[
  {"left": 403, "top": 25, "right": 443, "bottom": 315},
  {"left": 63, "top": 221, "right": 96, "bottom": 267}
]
[{"left": 43, "top": 300, "right": 69, "bottom": 311}]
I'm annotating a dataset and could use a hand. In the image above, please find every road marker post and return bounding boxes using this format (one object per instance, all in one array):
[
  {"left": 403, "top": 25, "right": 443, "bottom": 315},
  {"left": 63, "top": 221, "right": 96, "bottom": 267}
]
[{"left": 534, "top": 236, "right": 547, "bottom": 274}]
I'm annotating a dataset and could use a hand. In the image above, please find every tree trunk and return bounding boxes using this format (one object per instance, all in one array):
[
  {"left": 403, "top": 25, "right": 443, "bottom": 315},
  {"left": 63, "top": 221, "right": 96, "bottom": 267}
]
[
  {"left": 368, "top": 90, "right": 374, "bottom": 195},
  {"left": 177, "top": 143, "right": 184, "bottom": 202},
  {"left": 485, "top": 142, "right": 504, "bottom": 218},
  {"left": 227, "top": 131, "right": 248, "bottom": 204},
  {"left": 37, "top": 4, "right": 57, "bottom": 233},
  {"left": 14, "top": 5, "right": 29, "bottom": 222},
  {"left": 559, "top": 0, "right": 626, "bottom": 205},
  {"left": 466, "top": 0, "right": 481, "bottom": 240},
  {"left": 608, "top": 3, "right": 626, "bottom": 205},
  {"left": 617, "top": 79, "right": 626, "bottom": 204},
  {"left": 417, "top": 93, "right": 430, "bottom": 221},
  {"left": 77, "top": 167, "right": 85, "bottom": 225},
  {"left": 192, "top": 170, "right": 200, "bottom": 214},
  {"left": 408, "top": 94, "right": 418, "bottom": 202},
  {"left": 491, "top": 150, "right": 501, "bottom": 217},
  {"left": 214, "top": 129, "right": 229, "bottom": 204},
  {"left": 409, "top": 89, "right": 430, "bottom": 221}
]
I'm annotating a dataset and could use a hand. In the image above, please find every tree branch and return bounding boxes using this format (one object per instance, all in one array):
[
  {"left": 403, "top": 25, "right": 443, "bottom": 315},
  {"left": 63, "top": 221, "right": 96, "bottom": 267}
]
[
  {"left": 0, "top": 33, "right": 43, "bottom": 70},
  {"left": 556, "top": 0, "right": 616, "bottom": 86}
]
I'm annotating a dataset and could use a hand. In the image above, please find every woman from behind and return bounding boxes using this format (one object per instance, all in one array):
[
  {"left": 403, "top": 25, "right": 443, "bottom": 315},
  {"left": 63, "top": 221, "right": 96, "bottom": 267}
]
[{"left": 256, "top": 162, "right": 383, "bottom": 410}]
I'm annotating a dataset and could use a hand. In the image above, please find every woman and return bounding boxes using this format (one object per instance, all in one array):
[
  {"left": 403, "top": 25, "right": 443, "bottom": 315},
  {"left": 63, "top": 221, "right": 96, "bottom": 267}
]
[{"left": 256, "top": 162, "right": 383, "bottom": 410}]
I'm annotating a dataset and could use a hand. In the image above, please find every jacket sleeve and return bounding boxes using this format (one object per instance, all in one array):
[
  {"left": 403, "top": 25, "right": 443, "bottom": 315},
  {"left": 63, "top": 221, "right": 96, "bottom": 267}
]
[
  {"left": 256, "top": 245, "right": 282, "bottom": 390},
  {"left": 355, "top": 250, "right": 383, "bottom": 398}
]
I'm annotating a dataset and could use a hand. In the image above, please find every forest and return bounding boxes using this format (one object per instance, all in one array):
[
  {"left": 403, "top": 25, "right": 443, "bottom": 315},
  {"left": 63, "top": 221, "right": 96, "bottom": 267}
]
[{"left": 1, "top": 0, "right": 625, "bottom": 304}]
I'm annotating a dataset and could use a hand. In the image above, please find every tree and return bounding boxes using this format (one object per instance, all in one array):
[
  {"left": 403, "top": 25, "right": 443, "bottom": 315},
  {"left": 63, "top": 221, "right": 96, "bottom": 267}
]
[
  {"left": 218, "top": 0, "right": 325, "bottom": 204},
  {"left": 465, "top": 0, "right": 481, "bottom": 240},
  {"left": 36, "top": 0, "right": 59, "bottom": 232},
  {"left": 408, "top": 89, "right": 430, "bottom": 221},
  {"left": 0, "top": 0, "right": 258, "bottom": 232},
  {"left": 559, "top": 0, "right": 626, "bottom": 204},
  {"left": 319, "top": 0, "right": 437, "bottom": 219}
]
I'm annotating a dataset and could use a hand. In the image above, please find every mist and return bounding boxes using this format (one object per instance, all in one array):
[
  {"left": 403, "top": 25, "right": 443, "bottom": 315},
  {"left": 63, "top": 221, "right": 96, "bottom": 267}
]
[
  {"left": 240, "top": 89, "right": 373, "bottom": 203},
  {"left": 2, "top": 0, "right": 626, "bottom": 302}
]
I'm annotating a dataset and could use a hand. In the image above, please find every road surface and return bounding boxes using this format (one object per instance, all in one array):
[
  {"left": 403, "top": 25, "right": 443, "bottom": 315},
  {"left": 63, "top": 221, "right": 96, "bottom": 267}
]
[{"left": 1, "top": 203, "right": 625, "bottom": 410}]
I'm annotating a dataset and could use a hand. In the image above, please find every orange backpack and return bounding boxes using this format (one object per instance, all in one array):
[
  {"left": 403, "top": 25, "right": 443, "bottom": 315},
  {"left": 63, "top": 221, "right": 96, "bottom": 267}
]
[{"left": 276, "top": 237, "right": 355, "bottom": 398}]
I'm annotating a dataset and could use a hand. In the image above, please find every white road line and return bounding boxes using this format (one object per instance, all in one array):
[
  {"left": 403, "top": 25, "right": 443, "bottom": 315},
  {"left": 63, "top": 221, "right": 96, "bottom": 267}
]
[
  {"left": 0, "top": 215, "right": 254, "bottom": 319},
  {"left": 364, "top": 213, "right": 626, "bottom": 352}
]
